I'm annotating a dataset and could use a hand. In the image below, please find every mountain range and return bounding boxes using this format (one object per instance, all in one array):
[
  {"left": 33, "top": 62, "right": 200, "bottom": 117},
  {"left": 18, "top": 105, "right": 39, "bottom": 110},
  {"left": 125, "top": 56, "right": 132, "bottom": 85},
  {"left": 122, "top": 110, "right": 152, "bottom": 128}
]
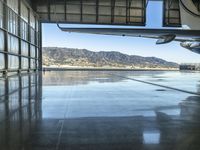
[{"left": 43, "top": 47, "right": 179, "bottom": 69}]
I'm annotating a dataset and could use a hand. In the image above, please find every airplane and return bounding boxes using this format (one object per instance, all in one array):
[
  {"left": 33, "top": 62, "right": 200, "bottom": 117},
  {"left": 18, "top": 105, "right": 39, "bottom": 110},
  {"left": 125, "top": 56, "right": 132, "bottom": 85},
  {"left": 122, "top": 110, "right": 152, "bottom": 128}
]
[
  {"left": 57, "top": 0, "right": 200, "bottom": 55},
  {"left": 57, "top": 25, "right": 200, "bottom": 55}
]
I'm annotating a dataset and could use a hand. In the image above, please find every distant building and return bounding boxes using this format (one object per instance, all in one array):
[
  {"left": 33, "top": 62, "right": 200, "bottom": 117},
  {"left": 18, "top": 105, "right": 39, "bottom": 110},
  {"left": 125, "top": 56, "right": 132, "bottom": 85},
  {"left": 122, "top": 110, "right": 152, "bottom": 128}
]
[{"left": 180, "top": 63, "right": 200, "bottom": 71}]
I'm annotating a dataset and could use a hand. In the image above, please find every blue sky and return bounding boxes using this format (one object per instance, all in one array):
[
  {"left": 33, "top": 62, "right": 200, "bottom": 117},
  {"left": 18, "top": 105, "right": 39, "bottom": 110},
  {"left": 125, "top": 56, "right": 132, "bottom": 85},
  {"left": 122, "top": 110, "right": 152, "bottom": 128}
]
[{"left": 42, "top": 1, "right": 200, "bottom": 63}]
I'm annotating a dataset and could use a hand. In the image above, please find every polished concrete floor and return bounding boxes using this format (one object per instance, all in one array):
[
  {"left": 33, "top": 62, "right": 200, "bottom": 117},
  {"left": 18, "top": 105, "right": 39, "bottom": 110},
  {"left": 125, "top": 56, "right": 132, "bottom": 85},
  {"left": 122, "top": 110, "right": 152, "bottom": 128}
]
[{"left": 0, "top": 71, "right": 200, "bottom": 150}]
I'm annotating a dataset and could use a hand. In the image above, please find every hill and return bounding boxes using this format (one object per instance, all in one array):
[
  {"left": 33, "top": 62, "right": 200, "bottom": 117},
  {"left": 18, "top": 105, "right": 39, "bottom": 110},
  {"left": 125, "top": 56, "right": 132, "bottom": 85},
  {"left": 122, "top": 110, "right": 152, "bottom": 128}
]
[{"left": 43, "top": 47, "right": 179, "bottom": 69}]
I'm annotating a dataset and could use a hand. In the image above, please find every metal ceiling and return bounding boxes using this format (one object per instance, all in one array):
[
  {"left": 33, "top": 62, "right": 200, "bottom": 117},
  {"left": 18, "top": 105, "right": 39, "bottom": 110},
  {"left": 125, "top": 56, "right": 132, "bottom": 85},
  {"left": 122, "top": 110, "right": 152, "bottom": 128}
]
[
  {"left": 163, "top": 0, "right": 181, "bottom": 27},
  {"left": 30, "top": 0, "right": 182, "bottom": 27},
  {"left": 32, "top": 0, "right": 146, "bottom": 26}
]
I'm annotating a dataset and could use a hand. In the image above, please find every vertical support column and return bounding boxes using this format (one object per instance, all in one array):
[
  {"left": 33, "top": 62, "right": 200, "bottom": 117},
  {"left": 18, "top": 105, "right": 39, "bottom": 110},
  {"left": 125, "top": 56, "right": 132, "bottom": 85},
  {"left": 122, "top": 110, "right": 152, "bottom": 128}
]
[
  {"left": 167, "top": 0, "right": 170, "bottom": 26},
  {"left": 3, "top": 0, "right": 8, "bottom": 76},
  {"left": 38, "top": 22, "right": 42, "bottom": 71},
  {"left": 34, "top": 16, "right": 37, "bottom": 72},
  {"left": 18, "top": 0, "right": 21, "bottom": 73},
  {"left": 80, "top": 0, "right": 83, "bottom": 22},
  {"left": 18, "top": 74, "right": 23, "bottom": 147},
  {"left": 28, "top": 73, "right": 32, "bottom": 132},
  {"left": 126, "top": 0, "right": 128, "bottom": 24},
  {"left": 48, "top": 0, "right": 50, "bottom": 21},
  {"left": 162, "top": 0, "right": 165, "bottom": 27},
  {"left": 143, "top": 0, "right": 146, "bottom": 25},
  {"left": 96, "top": 0, "right": 99, "bottom": 23},
  {"left": 4, "top": 75, "right": 10, "bottom": 149},
  {"left": 111, "top": 0, "right": 115, "bottom": 24},
  {"left": 128, "top": 0, "right": 131, "bottom": 24},
  {"left": 28, "top": 7, "right": 31, "bottom": 72},
  {"left": 64, "top": 0, "right": 67, "bottom": 21},
  {"left": 36, "top": 71, "right": 42, "bottom": 120}
]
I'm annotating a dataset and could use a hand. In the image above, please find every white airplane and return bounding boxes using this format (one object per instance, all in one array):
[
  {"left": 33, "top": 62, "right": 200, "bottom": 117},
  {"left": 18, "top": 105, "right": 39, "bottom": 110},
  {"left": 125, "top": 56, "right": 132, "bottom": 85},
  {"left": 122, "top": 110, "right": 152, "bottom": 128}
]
[
  {"left": 58, "top": 26, "right": 200, "bottom": 54},
  {"left": 57, "top": 0, "right": 200, "bottom": 55}
]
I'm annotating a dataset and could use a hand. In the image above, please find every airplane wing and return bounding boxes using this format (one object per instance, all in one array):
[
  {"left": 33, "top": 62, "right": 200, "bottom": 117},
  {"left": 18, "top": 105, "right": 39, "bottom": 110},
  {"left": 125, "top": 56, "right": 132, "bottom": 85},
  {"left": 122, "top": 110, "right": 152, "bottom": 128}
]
[{"left": 57, "top": 24, "right": 200, "bottom": 44}]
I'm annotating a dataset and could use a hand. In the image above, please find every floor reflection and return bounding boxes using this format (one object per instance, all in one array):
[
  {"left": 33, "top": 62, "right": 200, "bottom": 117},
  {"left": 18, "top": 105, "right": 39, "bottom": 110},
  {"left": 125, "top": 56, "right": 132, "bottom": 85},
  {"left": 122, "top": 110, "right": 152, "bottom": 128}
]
[
  {"left": 43, "top": 71, "right": 125, "bottom": 86},
  {"left": 0, "top": 71, "right": 200, "bottom": 150},
  {"left": 0, "top": 73, "right": 42, "bottom": 150},
  {"left": 30, "top": 96, "right": 200, "bottom": 150}
]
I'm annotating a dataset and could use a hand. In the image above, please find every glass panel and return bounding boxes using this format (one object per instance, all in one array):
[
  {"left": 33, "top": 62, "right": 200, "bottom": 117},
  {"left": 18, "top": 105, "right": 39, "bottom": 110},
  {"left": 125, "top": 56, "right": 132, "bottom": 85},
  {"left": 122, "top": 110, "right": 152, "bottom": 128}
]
[
  {"left": 30, "top": 28, "right": 35, "bottom": 44},
  {"left": 0, "top": 53, "right": 5, "bottom": 69},
  {"left": 21, "top": 1, "right": 28, "bottom": 22},
  {"left": 0, "top": 30, "right": 4, "bottom": 51},
  {"left": 21, "top": 41, "right": 29, "bottom": 56},
  {"left": 8, "top": 35, "right": 19, "bottom": 54},
  {"left": 7, "top": 9, "right": 18, "bottom": 35},
  {"left": 0, "top": 1, "right": 3, "bottom": 28},
  {"left": 30, "top": 12, "right": 35, "bottom": 29},
  {"left": 21, "top": 57, "right": 29, "bottom": 69},
  {"left": 21, "top": 20, "right": 28, "bottom": 40},
  {"left": 30, "top": 45, "right": 35, "bottom": 58},
  {"left": 8, "top": 55, "right": 19, "bottom": 69},
  {"left": 31, "top": 59, "right": 35, "bottom": 69},
  {"left": 7, "top": 0, "right": 18, "bottom": 14}
]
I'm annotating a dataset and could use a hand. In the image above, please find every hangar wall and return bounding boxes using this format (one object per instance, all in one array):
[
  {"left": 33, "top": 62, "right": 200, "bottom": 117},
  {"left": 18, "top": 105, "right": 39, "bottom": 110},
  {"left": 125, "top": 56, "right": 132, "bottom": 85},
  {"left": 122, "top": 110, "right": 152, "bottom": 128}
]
[{"left": 0, "top": 0, "right": 41, "bottom": 76}]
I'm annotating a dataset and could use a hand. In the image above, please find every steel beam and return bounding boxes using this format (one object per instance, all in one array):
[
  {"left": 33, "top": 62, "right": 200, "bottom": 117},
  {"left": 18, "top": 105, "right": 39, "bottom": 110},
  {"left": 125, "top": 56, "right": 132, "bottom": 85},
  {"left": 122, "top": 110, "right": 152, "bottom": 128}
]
[
  {"left": 3, "top": 0, "right": 8, "bottom": 75},
  {"left": 18, "top": 0, "right": 22, "bottom": 73},
  {"left": 38, "top": 22, "right": 42, "bottom": 71}
]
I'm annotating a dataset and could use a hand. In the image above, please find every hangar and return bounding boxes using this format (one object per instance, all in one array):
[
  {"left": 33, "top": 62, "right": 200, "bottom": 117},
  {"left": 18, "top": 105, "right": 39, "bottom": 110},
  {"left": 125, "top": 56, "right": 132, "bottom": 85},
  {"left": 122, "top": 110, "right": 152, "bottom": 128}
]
[
  {"left": 0, "top": 1, "right": 200, "bottom": 150},
  {"left": 0, "top": 0, "right": 186, "bottom": 75}
]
